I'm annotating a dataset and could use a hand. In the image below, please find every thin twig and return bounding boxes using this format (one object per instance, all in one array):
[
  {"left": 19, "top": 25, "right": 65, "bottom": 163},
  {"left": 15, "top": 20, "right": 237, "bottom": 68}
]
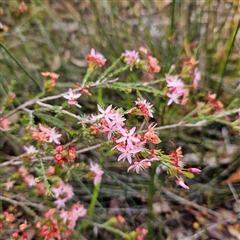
[{"left": 0, "top": 195, "right": 47, "bottom": 211}]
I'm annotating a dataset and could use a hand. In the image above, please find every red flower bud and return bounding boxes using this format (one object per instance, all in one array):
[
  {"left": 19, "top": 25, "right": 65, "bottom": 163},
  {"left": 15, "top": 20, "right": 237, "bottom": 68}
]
[
  {"left": 55, "top": 144, "right": 64, "bottom": 153},
  {"left": 57, "top": 159, "right": 65, "bottom": 167},
  {"left": 67, "top": 146, "right": 76, "bottom": 162},
  {"left": 54, "top": 153, "right": 63, "bottom": 161}
]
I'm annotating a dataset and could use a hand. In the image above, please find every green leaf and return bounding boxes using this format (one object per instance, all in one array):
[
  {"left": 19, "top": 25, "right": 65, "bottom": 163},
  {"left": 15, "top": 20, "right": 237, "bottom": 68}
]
[{"left": 35, "top": 113, "right": 65, "bottom": 128}]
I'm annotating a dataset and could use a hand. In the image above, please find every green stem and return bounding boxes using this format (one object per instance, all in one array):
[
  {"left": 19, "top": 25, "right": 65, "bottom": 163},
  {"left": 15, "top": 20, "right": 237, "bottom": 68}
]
[
  {"left": 98, "top": 56, "right": 122, "bottom": 81},
  {"left": 97, "top": 86, "right": 103, "bottom": 104},
  {"left": 167, "top": 0, "right": 176, "bottom": 67},
  {"left": 87, "top": 182, "right": 101, "bottom": 217},
  {"left": 82, "top": 67, "right": 92, "bottom": 87},
  {"left": 0, "top": 42, "right": 42, "bottom": 91},
  {"left": 216, "top": 19, "right": 239, "bottom": 96},
  {"left": 39, "top": 157, "right": 53, "bottom": 197}
]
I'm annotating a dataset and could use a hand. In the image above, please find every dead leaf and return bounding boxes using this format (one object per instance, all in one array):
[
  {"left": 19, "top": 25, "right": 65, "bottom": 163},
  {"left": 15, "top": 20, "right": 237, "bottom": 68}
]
[
  {"left": 227, "top": 224, "right": 240, "bottom": 240},
  {"left": 222, "top": 169, "right": 240, "bottom": 184}
]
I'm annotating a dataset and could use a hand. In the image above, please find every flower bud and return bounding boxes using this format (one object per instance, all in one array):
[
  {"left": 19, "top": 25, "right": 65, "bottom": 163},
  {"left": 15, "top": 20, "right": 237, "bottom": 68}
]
[
  {"left": 55, "top": 144, "right": 64, "bottom": 153},
  {"left": 54, "top": 153, "right": 63, "bottom": 162},
  {"left": 47, "top": 166, "right": 55, "bottom": 176},
  {"left": 189, "top": 168, "right": 201, "bottom": 173}
]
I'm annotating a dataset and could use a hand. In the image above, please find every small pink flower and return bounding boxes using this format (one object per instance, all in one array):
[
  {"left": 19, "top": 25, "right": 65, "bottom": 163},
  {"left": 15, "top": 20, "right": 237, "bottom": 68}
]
[
  {"left": 127, "top": 159, "right": 150, "bottom": 174},
  {"left": 193, "top": 68, "right": 201, "bottom": 89},
  {"left": 175, "top": 177, "right": 189, "bottom": 189},
  {"left": 122, "top": 50, "right": 140, "bottom": 70},
  {"left": 166, "top": 75, "right": 184, "bottom": 91},
  {"left": 89, "top": 162, "right": 104, "bottom": 186},
  {"left": 71, "top": 202, "right": 87, "bottom": 218},
  {"left": 54, "top": 198, "right": 67, "bottom": 209},
  {"left": 116, "top": 127, "right": 140, "bottom": 149},
  {"left": 148, "top": 56, "right": 161, "bottom": 73},
  {"left": 60, "top": 209, "right": 69, "bottom": 224},
  {"left": 47, "top": 128, "right": 62, "bottom": 144},
  {"left": 18, "top": 166, "right": 28, "bottom": 178},
  {"left": 127, "top": 157, "right": 158, "bottom": 174},
  {"left": 24, "top": 145, "right": 38, "bottom": 155},
  {"left": 0, "top": 119, "right": 11, "bottom": 130},
  {"left": 52, "top": 182, "right": 74, "bottom": 200},
  {"left": 167, "top": 92, "right": 181, "bottom": 105},
  {"left": 87, "top": 48, "right": 106, "bottom": 67},
  {"left": 24, "top": 175, "right": 36, "bottom": 187},
  {"left": 5, "top": 179, "right": 15, "bottom": 191},
  {"left": 116, "top": 145, "right": 142, "bottom": 164},
  {"left": 107, "top": 109, "right": 126, "bottom": 130},
  {"left": 91, "top": 104, "right": 115, "bottom": 123},
  {"left": 135, "top": 98, "right": 154, "bottom": 118},
  {"left": 47, "top": 166, "right": 55, "bottom": 176},
  {"left": 62, "top": 88, "right": 81, "bottom": 106}
]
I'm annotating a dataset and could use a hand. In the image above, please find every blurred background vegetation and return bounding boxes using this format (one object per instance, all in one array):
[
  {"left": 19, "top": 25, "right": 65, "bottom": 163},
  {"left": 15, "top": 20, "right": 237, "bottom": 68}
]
[{"left": 0, "top": 0, "right": 240, "bottom": 239}]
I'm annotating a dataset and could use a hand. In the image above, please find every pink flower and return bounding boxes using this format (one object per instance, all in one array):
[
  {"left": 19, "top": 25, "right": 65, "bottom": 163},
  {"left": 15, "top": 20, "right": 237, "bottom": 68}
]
[
  {"left": 91, "top": 105, "right": 115, "bottom": 123},
  {"left": 148, "top": 56, "right": 161, "bottom": 73},
  {"left": 89, "top": 162, "right": 104, "bottom": 186},
  {"left": 0, "top": 119, "right": 11, "bottom": 130},
  {"left": 192, "top": 68, "right": 201, "bottom": 89},
  {"left": 116, "top": 145, "right": 142, "bottom": 164},
  {"left": 116, "top": 127, "right": 140, "bottom": 149},
  {"left": 135, "top": 99, "right": 154, "bottom": 118},
  {"left": 18, "top": 166, "right": 28, "bottom": 178},
  {"left": 54, "top": 198, "right": 67, "bottom": 209},
  {"left": 71, "top": 202, "right": 87, "bottom": 218},
  {"left": 5, "top": 179, "right": 15, "bottom": 191},
  {"left": 24, "top": 175, "right": 36, "bottom": 187},
  {"left": 47, "top": 128, "right": 62, "bottom": 144},
  {"left": 175, "top": 177, "right": 189, "bottom": 189},
  {"left": 166, "top": 75, "right": 187, "bottom": 105},
  {"left": 122, "top": 50, "right": 139, "bottom": 70},
  {"left": 86, "top": 48, "right": 106, "bottom": 67},
  {"left": 107, "top": 109, "right": 126, "bottom": 130},
  {"left": 52, "top": 182, "right": 74, "bottom": 200},
  {"left": 62, "top": 184, "right": 74, "bottom": 200},
  {"left": 166, "top": 75, "right": 184, "bottom": 92},
  {"left": 62, "top": 88, "right": 81, "bottom": 106},
  {"left": 36, "top": 124, "right": 61, "bottom": 144},
  {"left": 60, "top": 209, "right": 69, "bottom": 224},
  {"left": 127, "top": 157, "right": 158, "bottom": 174},
  {"left": 24, "top": 145, "right": 38, "bottom": 155},
  {"left": 167, "top": 92, "right": 182, "bottom": 105}
]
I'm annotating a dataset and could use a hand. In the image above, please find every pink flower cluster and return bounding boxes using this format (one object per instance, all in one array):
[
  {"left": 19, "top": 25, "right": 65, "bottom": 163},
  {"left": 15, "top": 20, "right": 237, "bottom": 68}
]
[
  {"left": 90, "top": 100, "right": 202, "bottom": 189},
  {"left": 166, "top": 75, "right": 188, "bottom": 105},
  {"left": 51, "top": 181, "right": 75, "bottom": 209},
  {"left": 18, "top": 166, "right": 36, "bottom": 187},
  {"left": 30, "top": 124, "right": 62, "bottom": 144},
  {"left": 90, "top": 100, "right": 160, "bottom": 174},
  {"left": 60, "top": 202, "right": 86, "bottom": 230}
]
